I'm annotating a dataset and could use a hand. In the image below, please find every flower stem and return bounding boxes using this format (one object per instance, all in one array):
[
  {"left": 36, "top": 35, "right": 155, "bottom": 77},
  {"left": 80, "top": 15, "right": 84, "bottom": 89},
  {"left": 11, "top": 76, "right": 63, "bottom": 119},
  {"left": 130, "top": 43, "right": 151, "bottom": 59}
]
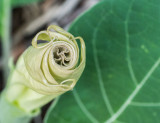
[{"left": 1, "top": 0, "right": 11, "bottom": 84}]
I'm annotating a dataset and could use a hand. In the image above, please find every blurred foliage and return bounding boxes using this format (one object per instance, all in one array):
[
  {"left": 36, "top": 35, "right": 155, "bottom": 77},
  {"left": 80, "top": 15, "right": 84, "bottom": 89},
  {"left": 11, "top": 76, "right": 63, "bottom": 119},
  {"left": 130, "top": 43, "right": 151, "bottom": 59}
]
[
  {"left": 0, "top": 0, "right": 4, "bottom": 37},
  {"left": 0, "top": 0, "right": 43, "bottom": 37},
  {"left": 11, "top": 0, "right": 43, "bottom": 7}
]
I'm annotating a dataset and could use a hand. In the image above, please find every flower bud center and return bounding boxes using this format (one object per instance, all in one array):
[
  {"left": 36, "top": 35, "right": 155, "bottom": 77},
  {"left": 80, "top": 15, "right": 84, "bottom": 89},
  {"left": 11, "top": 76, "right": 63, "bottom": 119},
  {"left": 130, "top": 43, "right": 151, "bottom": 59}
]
[{"left": 53, "top": 45, "right": 71, "bottom": 67}]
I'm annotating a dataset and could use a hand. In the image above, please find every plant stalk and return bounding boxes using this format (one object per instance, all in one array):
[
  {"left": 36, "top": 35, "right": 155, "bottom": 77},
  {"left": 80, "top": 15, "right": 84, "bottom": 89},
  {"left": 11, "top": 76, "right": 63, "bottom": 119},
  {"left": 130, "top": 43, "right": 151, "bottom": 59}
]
[{"left": 1, "top": 0, "right": 11, "bottom": 84}]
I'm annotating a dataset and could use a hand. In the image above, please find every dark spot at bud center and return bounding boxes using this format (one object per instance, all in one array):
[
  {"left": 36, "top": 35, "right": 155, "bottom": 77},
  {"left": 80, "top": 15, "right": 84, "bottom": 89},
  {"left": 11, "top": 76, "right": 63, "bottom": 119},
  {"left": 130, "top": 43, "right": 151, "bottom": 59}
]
[{"left": 53, "top": 45, "right": 71, "bottom": 66}]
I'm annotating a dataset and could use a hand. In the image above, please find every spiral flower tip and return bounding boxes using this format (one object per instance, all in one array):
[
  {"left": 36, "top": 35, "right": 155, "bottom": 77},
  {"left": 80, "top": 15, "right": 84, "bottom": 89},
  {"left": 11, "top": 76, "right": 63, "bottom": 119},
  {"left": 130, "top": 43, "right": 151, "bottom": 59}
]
[{"left": 22, "top": 25, "right": 86, "bottom": 95}]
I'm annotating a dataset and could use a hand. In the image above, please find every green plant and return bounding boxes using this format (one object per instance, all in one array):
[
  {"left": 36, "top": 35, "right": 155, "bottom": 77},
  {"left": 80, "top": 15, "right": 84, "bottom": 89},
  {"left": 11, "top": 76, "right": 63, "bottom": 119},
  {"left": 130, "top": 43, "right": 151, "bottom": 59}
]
[
  {"left": 45, "top": 0, "right": 160, "bottom": 122},
  {"left": 0, "top": 25, "right": 85, "bottom": 123},
  {"left": 1, "top": 0, "right": 160, "bottom": 122}
]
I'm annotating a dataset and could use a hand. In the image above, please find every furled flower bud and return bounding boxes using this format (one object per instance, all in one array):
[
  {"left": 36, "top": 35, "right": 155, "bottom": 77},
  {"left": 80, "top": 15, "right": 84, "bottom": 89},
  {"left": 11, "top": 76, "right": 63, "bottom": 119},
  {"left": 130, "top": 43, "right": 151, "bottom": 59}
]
[{"left": 5, "top": 25, "right": 86, "bottom": 113}]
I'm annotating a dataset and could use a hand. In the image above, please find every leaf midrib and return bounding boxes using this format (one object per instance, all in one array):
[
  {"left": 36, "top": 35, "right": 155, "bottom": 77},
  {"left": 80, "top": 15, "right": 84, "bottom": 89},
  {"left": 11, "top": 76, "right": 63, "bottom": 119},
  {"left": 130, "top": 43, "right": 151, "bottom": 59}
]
[
  {"left": 106, "top": 0, "right": 160, "bottom": 122},
  {"left": 106, "top": 57, "right": 160, "bottom": 123}
]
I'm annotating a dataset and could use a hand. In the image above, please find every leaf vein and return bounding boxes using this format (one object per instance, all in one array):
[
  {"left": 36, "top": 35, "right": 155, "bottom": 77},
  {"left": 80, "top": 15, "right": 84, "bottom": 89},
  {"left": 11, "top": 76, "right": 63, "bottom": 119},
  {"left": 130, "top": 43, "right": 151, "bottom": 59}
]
[
  {"left": 91, "top": 13, "right": 114, "bottom": 115},
  {"left": 125, "top": 0, "right": 138, "bottom": 86},
  {"left": 130, "top": 102, "right": 160, "bottom": 107},
  {"left": 73, "top": 89, "right": 99, "bottom": 123},
  {"left": 105, "top": 0, "right": 160, "bottom": 121},
  {"left": 106, "top": 57, "right": 160, "bottom": 123}
]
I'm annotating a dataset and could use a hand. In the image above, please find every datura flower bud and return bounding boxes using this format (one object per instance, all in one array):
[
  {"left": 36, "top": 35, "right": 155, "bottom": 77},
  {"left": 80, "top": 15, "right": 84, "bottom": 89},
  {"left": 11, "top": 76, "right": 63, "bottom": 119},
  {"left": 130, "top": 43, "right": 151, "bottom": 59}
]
[{"left": 0, "top": 25, "right": 85, "bottom": 122}]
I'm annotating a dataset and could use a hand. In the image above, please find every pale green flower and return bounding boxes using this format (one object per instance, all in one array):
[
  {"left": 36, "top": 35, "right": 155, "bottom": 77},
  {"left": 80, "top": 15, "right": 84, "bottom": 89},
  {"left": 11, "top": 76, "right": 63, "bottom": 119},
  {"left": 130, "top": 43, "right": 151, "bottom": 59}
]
[{"left": 0, "top": 25, "right": 85, "bottom": 123}]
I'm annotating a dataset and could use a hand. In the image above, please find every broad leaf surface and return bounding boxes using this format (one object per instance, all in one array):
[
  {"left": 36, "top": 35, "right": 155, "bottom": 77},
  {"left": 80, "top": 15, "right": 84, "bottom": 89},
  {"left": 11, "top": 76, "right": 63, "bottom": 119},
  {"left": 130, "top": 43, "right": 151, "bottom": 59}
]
[{"left": 45, "top": 0, "right": 160, "bottom": 122}]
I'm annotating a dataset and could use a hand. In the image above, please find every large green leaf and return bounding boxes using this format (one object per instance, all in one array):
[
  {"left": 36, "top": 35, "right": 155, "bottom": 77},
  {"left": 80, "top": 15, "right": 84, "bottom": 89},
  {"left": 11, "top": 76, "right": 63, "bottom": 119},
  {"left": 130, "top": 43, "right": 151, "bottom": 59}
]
[{"left": 44, "top": 0, "right": 160, "bottom": 122}]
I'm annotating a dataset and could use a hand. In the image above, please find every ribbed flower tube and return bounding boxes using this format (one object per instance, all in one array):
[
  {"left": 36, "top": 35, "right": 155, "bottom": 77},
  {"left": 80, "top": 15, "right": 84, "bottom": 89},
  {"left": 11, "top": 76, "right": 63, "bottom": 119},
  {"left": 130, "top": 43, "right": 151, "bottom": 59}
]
[{"left": 4, "top": 25, "right": 86, "bottom": 113}]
